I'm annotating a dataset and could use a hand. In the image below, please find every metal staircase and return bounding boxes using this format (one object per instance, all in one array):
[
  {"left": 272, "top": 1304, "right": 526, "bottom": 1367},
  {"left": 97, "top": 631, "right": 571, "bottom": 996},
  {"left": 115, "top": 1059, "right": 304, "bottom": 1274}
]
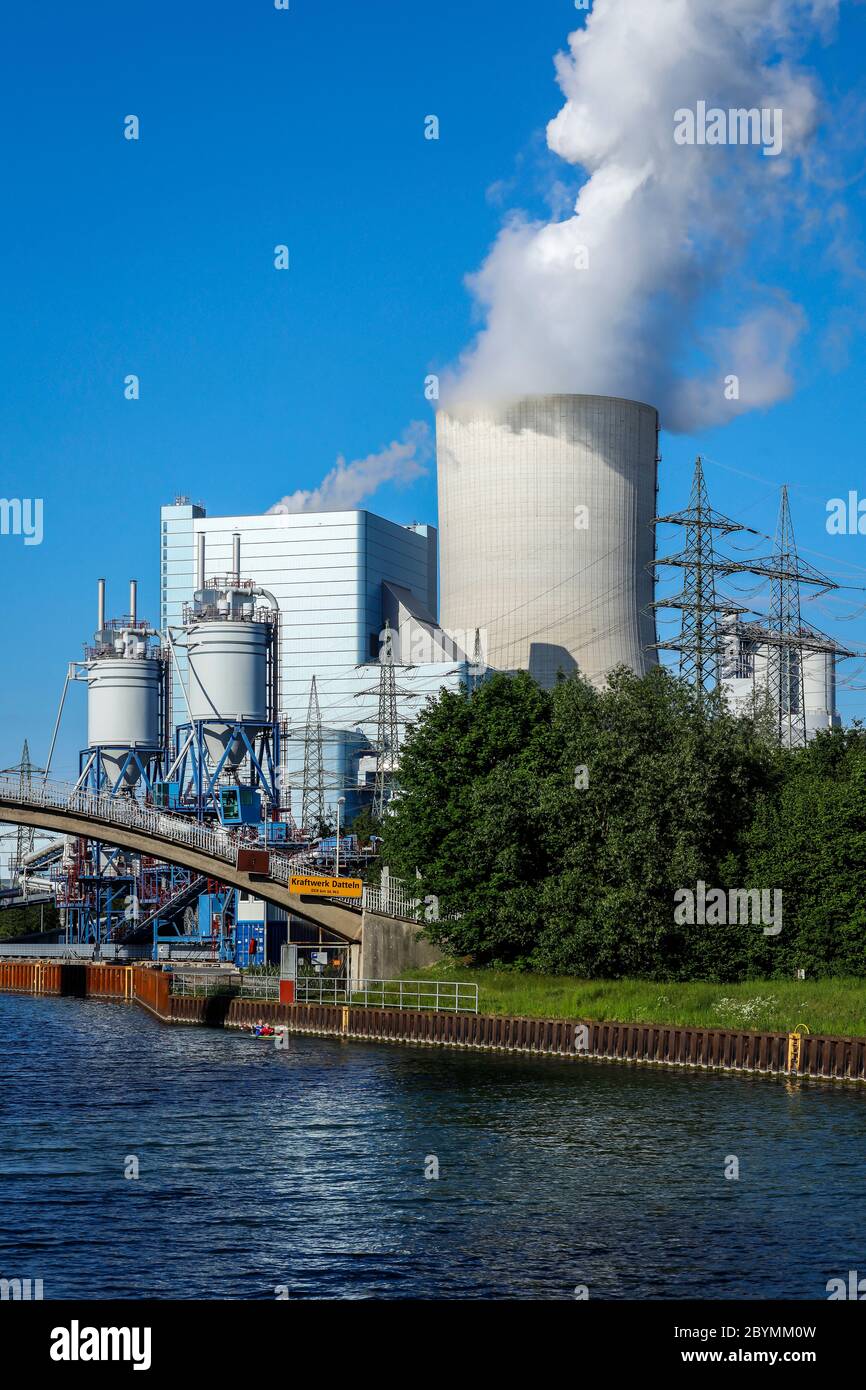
[{"left": 114, "top": 874, "right": 209, "bottom": 945}]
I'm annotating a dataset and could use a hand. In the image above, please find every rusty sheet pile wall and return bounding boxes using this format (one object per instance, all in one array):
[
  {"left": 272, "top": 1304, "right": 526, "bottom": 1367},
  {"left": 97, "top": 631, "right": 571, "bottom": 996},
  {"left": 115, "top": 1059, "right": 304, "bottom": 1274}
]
[{"left": 1, "top": 960, "right": 864, "bottom": 1084}]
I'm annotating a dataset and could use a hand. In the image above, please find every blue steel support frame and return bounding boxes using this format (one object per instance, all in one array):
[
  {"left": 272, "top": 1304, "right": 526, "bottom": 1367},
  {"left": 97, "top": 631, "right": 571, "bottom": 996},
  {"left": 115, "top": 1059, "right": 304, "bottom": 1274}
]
[
  {"left": 65, "top": 849, "right": 191, "bottom": 948},
  {"left": 172, "top": 718, "right": 281, "bottom": 821},
  {"left": 65, "top": 845, "right": 137, "bottom": 946},
  {"left": 77, "top": 746, "right": 165, "bottom": 798}
]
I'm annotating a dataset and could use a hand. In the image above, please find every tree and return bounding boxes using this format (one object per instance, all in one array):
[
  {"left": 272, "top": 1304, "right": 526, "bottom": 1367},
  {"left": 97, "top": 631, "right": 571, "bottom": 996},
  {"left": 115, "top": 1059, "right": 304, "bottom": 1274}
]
[
  {"left": 379, "top": 672, "right": 551, "bottom": 960},
  {"left": 743, "top": 726, "right": 866, "bottom": 977},
  {"left": 532, "top": 667, "right": 775, "bottom": 979},
  {"left": 381, "top": 666, "right": 864, "bottom": 981},
  {"left": 348, "top": 806, "right": 379, "bottom": 847}
]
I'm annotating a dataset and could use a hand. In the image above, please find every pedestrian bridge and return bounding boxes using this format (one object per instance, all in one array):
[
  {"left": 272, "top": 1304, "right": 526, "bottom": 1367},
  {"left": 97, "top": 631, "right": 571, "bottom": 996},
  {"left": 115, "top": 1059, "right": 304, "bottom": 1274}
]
[{"left": 0, "top": 776, "right": 364, "bottom": 944}]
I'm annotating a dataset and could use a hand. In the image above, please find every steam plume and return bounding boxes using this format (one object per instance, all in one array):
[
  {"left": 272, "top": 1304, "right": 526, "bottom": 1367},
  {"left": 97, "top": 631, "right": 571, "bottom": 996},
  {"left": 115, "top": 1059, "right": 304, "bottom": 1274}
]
[
  {"left": 267, "top": 422, "right": 430, "bottom": 514},
  {"left": 446, "top": 0, "right": 839, "bottom": 431}
]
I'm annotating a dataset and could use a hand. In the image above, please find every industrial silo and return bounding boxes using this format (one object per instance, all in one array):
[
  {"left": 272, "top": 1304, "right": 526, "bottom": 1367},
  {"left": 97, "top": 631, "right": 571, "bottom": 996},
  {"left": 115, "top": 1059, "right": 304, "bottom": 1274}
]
[
  {"left": 186, "top": 616, "right": 270, "bottom": 769},
  {"left": 802, "top": 645, "right": 841, "bottom": 740},
  {"left": 167, "top": 531, "right": 283, "bottom": 824},
  {"left": 185, "top": 534, "right": 276, "bottom": 771},
  {"left": 436, "top": 395, "right": 659, "bottom": 688},
  {"left": 85, "top": 580, "right": 165, "bottom": 789}
]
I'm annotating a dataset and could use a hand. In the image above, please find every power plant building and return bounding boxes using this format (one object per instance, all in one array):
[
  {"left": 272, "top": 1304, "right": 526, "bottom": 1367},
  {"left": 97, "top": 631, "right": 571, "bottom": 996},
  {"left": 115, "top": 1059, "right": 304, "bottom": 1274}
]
[
  {"left": 436, "top": 394, "right": 659, "bottom": 688},
  {"left": 160, "top": 501, "right": 468, "bottom": 822},
  {"left": 719, "top": 613, "right": 842, "bottom": 741}
]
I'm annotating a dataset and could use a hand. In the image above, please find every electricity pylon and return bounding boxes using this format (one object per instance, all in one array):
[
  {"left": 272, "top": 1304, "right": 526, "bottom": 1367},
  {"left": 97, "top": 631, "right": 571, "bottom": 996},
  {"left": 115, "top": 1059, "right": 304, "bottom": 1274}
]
[
  {"left": 724, "top": 488, "right": 842, "bottom": 748},
  {"left": 300, "top": 676, "right": 325, "bottom": 836},
  {"left": 353, "top": 620, "right": 420, "bottom": 819},
  {"left": 373, "top": 622, "right": 400, "bottom": 819},
  {"left": 654, "top": 462, "right": 847, "bottom": 746},
  {"left": 765, "top": 487, "right": 806, "bottom": 748},
  {"left": 0, "top": 740, "right": 45, "bottom": 884},
  {"left": 652, "top": 457, "right": 745, "bottom": 695},
  {"left": 469, "top": 626, "right": 486, "bottom": 695}
]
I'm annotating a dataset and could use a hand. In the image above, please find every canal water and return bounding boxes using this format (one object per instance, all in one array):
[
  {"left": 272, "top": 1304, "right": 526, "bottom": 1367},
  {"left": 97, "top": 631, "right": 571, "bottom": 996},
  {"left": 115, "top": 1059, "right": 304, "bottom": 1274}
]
[{"left": 1, "top": 993, "right": 864, "bottom": 1300}]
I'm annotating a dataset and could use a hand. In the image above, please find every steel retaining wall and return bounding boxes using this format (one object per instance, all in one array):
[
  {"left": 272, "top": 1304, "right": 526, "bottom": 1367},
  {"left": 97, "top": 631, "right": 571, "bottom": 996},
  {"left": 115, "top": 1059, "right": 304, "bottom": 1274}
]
[
  {"left": 0, "top": 959, "right": 134, "bottom": 999},
  {"left": 1, "top": 960, "right": 865, "bottom": 1083},
  {"left": 169, "top": 994, "right": 866, "bottom": 1083},
  {"left": 131, "top": 966, "right": 170, "bottom": 1017}
]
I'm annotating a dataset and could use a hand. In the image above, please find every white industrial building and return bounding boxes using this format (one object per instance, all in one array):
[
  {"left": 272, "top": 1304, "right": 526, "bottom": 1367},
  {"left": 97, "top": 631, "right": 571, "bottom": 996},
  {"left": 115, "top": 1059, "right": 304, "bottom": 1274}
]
[
  {"left": 436, "top": 394, "right": 659, "bottom": 689},
  {"left": 160, "top": 500, "right": 469, "bottom": 823},
  {"left": 719, "top": 613, "right": 842, "bottom": 741}
]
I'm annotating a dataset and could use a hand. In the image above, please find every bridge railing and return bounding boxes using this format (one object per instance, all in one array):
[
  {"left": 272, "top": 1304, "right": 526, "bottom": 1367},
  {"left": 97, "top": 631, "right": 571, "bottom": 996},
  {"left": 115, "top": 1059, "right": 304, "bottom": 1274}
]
[
  {"left": 362, "top": 880, "right": 424, "bottom": 920},
  {"left": 0, "top": 776, "right": 452, "bottom": 923},
  {"left": 0, "top": 773, "right": 300, "bottom": 888}
]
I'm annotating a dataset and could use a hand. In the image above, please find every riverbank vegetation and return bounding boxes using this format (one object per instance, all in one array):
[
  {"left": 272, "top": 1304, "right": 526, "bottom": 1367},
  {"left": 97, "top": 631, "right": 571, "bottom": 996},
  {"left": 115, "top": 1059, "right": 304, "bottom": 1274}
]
[
  {"left": 0, "top": 903, "right": 60, "bottom": 940},
  {"left": 401, "top": 963, "right": 866, "bottom": 1036},
  {"left": 379, "top": 667, "right": 866, "bottom": 981}
]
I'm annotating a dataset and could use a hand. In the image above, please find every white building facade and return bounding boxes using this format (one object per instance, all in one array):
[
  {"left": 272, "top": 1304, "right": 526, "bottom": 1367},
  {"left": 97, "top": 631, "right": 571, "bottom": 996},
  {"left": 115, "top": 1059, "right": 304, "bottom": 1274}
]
[{"left": 719, "top": 613, "right": 842, "bottom": 741}]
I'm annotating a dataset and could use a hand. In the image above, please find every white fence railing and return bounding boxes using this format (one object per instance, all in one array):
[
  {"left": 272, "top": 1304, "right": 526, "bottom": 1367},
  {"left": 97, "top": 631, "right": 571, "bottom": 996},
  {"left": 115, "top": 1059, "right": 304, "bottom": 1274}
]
[
  {"left": 293, "top": 977, "right": 478, "bottom": 1013},
  {"left": 170, "top": 971, "right": 237, "bottom": 997},
  {"left": 363, "top": 880, "right": 422, "bottom": 920},
  {"left": 175, "top": 972, "right": 478, "bottom": 1012},
  {"left": 241, "top": 972, "right": 279, "bottom": 999}
]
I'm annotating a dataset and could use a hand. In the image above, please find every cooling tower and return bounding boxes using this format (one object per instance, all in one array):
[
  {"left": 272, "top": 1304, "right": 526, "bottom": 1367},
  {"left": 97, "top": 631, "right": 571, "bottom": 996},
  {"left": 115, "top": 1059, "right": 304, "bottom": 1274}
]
[{"left": 436, "top": 394, "right": 659, "bottom": 688}]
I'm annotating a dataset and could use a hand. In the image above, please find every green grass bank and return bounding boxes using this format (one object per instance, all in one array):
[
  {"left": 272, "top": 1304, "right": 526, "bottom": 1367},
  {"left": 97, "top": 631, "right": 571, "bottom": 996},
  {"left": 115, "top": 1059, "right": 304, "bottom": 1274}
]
[{"left": 399, "top": 963, "right": 866, "bottom": 1037}]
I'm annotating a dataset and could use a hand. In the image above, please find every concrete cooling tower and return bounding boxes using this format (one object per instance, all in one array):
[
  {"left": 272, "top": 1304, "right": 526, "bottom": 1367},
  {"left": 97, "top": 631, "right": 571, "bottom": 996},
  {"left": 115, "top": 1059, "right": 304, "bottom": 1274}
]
[{"left": 436, "top": 394, "right": 659, "bottom": 689}]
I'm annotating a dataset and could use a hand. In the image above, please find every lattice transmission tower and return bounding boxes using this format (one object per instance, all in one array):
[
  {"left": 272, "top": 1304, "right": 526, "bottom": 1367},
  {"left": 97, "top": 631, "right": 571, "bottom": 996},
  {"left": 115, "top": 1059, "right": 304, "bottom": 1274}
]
[
  {"left": 718, "top": 488, "right": 843, "bottom": 749},
  {"left": 373, "top": 622, "right": 400, "bottom": 819},
  {"left": 652, "top": 456, "right": 745, "bottom": 695},
  {"left": 761, "top": 487, "right": 845, "bottom": 749},
  {"left": 767, "top": 488, "right": 807, "bottom": 748},
  {"left": 0, "top": 739, "right": 45, "bottom": 884},
  {"left": 352, "top": 620, "right": 421, "bottom": 820},
  {"left": 653, "top": 461, "right": 847, "bottom": 747},
  {"left": 469, "top": 626, "right": 487, "bottom": 695},
  {"left": 300, "top": 676, "right": 326, "bottom": 836}
]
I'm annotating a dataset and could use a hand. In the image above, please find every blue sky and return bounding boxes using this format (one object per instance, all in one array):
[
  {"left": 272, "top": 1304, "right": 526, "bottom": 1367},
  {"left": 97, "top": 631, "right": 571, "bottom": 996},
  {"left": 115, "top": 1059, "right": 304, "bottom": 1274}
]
[{"left": 1, "top": 0, "right": 866, "bottom": 785}]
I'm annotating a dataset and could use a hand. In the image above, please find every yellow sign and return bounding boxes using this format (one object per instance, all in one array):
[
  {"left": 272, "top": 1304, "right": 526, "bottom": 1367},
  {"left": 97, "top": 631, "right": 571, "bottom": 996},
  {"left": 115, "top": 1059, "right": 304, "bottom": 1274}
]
[
  {"left": 289, "top": 874, "right": 362, "bottom": 900},
  {"left": 786, "top": 1024, "right": 810, "bottom": 1073}
]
